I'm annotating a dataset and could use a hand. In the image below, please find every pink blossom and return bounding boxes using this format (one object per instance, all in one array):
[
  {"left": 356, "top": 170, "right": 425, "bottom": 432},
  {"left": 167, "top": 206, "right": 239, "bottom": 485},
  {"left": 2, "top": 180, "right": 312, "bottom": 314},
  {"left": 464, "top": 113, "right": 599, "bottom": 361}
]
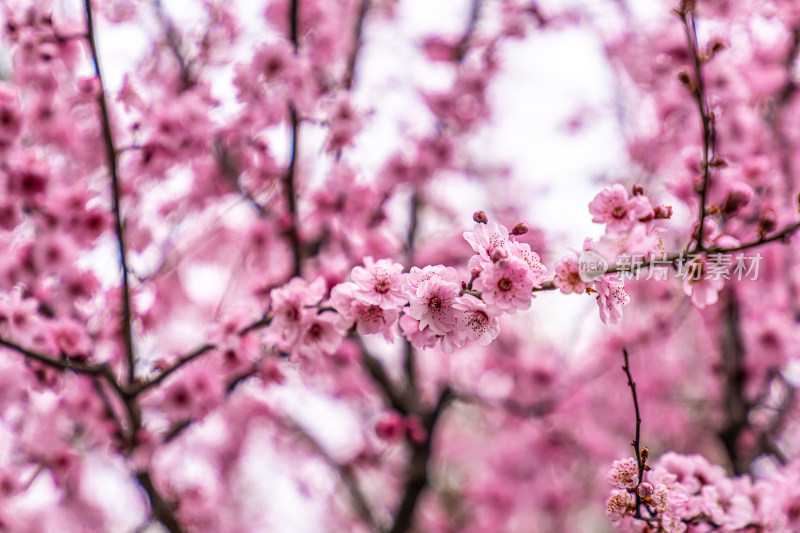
[
  {"left": 350, "top": 257, "right": 407, "bottom": 309},
  {"left": 508, "top": 241, "right": 547, "bottom": 287},
  {"left": 252, "top": 41, "right": 294, "bottom": 83},
  {"left": 682, "top": 257, "right": 725, "bottom": 309},
  {"left": 453, "top": 294, "right": 501, "bottom": 345},
  {"left": 270, "top": 277, "right": 327, "bottom": 343},
  {"left": 594, "top": 276, "right": 630, "bottom": 325},
  {"left": 474, "top": 257, "right": 534, "bottom": 314},
  {"left": 374, "top": 412, "right": 406, "bottom": 442},
  {"left": 607, "top": 457, "right": 639, "bottom": 490},
  {"left": 325, "top": 93, "right": 362, "bottom": 152},
  {"left": 463, "top": 221, "right": 509, "bottom": 263},
  {"left": 0, "top": 83, "right": 22, "bottom": 150},
  {"left": 162, "top": 364, "right": 224, "bottom": 422},
  {"left": 553, "top": 255, "right": 588, "bottom": 295},
  {"left": 294, "top": 313, "right": 344, "bottom": 359},
  {"left": 701, "top": 479, "right": 755, "bottom": 530},
  {"left": 402, "top": 265, "right": 460, "bottom": 296},
  {"left": 589, "top": 184, "right": 653, "bottom": 234},
  {"left": 329, "top": 282, "right": 399, "bottom": 341},
  {"left": 606, "top": 490, "right": 633, "bottom": 521},
  {"left": 408, "top": 277, "right": 461, "bottom": 335},
  {"left": 399, "top": 314, "right": 438, "bottom": 349}
]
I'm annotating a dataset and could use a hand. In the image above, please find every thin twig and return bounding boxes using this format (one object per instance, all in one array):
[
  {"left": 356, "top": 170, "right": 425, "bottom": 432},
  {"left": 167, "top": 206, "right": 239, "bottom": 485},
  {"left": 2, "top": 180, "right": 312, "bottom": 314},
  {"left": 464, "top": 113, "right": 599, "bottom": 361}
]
[
  {"left": 153, "top": 0, "right": 194, "bottom": 91},
  {"left": 131, "top": 315, "right": 271, "bottom": 396},
  {"left": 343, "top": 0, "right": 370, "bottom": 90},
  {"left": 621, "top": 348, "right": 643, "bottom": 482},
  {"left": 286, "top": 108, "right": 303, "bottom": 277},
  {"left": 677, "top": 5, "right": 717, "bottom": 252},
  {"left": 455, "top": 0, "right": 482, "bottom": 61},
  {"left": 279, "top": 415, "right": 380, "bottom": 532},
  {"left": 83, "top": 0, "right": 136, "bottom": 384}
]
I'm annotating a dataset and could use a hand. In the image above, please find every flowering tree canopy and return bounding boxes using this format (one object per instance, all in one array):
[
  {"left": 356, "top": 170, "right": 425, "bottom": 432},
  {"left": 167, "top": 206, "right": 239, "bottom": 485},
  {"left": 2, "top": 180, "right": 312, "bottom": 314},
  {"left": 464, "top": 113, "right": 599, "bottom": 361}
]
[{"left": 2, "top": 0, "right": 800, "bottom": 531}]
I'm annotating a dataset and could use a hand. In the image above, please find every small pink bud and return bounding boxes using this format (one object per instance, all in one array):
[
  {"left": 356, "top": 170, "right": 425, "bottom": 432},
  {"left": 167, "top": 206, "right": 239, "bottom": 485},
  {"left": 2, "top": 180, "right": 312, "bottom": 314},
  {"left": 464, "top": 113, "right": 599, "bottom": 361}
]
[
  {"left": 473, "top": 210, "right": 489, "bottom": 224},
  {"left": 490, "top": 248, "right": 508, "bottom": 262},
  {"left": 721, "top": 182, "right": 753, "bottom": 215},
  {"left": 637, "top": 483, "right": 654, "bottom": 498},
  {"left": 653, "top": 205, "right": 672, "bottom": 219},
  {"left": 692, "top": 218, "right": 717, "bottom": 242},
  {"left": 470, "top": 267, "right": 483, "bottom": 278},
  {"left": 510, "top": 222, "right": 528, "bottom": 235},
  {"left": 375, "top": 412, "right": 406, "bottom": 442},
  {"left": 759, "top": 209, "right": 777, "bottom": 237},
  {"left": 707, "top": 35, "right": 729, "bottom": 55}
]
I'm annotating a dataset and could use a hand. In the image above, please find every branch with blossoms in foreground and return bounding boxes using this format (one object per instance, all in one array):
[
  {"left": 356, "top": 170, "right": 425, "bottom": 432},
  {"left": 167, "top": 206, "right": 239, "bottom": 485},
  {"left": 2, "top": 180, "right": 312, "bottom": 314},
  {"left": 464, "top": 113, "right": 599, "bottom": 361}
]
[
  {"left": 605, "top": 348, "right": 791, "bottom": 533},
  {"left": 140, "top": 182, "right": 800, "bottom": 388}
]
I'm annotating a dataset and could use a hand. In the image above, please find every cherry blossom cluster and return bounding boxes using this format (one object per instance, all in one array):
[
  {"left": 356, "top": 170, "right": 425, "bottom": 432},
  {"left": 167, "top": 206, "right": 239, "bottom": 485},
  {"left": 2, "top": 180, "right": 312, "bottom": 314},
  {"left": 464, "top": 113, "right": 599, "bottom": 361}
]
[
  {"left": 264, "top": 217, "right": 549, "bottom": 358},
  {"left": 606, "top": 451, "right": 800, "bottom": 532}
]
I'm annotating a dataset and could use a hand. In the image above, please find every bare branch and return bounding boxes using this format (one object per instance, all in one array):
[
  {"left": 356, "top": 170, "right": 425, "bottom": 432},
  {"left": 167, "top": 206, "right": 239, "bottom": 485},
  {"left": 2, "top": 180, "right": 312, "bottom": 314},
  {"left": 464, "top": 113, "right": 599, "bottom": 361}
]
[{"left": 83, "top": 0, "right": 136, "bottom": 384}]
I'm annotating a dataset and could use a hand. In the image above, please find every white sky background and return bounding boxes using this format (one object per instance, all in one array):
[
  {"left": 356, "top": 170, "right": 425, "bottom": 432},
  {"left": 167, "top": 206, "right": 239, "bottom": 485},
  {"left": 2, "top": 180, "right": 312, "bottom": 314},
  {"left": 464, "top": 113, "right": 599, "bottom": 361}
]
[{"left": 5, "top": 0, "right": 664, "bottom": 530}]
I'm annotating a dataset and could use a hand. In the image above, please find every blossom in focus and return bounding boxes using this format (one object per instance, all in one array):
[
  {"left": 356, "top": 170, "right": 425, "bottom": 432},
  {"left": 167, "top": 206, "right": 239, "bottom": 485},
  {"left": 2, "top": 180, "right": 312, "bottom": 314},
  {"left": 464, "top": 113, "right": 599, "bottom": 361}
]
[
  {"left": 595, "top": 276, "right": 630, "bottom": 325},
  {"left": 589, "top": 184, "right": 653, "bottom": 234}
]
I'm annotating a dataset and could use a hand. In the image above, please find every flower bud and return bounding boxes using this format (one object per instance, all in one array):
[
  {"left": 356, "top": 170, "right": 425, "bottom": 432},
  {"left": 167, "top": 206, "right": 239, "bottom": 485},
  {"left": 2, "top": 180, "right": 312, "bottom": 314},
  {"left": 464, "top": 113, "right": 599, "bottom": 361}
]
[
  {"left": 692, "top": 219, "right": 717, "bottom": 243},
  {"left": 637, "top": 482, "right": 654, "bottom": 499},
  {"left": 653, "top": 205, "right": 672, "bottom": 219},
  {"left": 375, "top": 412, "right": 406, "bottom": 442},
  {"left": 473, "top": 210, "right": 488, "bottom": 224},
  {"left": 490, "top": 248, "right": 508, "bottom": 262},
  {"left": 510, "top": 222, "right": 528, "bottom": 235},
  {"left": 631, "top": 184, "right": 644, "bottom": 197},
  {"left": 759, "top": 209, "right": 777, "bottom": 237},
  {"left": 721, "top": 182, "right": 753, "bottom": 215}
]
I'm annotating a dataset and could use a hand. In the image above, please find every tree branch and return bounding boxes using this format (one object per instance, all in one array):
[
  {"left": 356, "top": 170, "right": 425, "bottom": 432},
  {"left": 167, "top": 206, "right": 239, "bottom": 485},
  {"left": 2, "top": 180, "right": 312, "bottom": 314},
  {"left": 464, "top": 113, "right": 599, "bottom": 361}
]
[
  {"left": 388, "top": 388, "right": 453, "bottom": 533},
  {"left": 621, "top": 348, "right": 643, "bottom": 482},
  {"left": 343, "top": 0, "right": 370, "bottom": 90},
  {"left": 136, "top": 470, "right": 186, "bottom": 533},
  {"left": 83, "top": 0, "right": 136, "bottom": 384},
  {"left": 717, "top": 290, "right": 748, "bottom": 474},
  {"left": 285, "top": 0, "right": 303, "bottom": 277},
  {"left": 677, "top": 5, "right": 717, "bottom": 252},
  {"left": 131, "top": 314, "right": 272, "bottom": 396},
  {"left": 153, "top": 0, "right": 194, "bottom": 91},
  {"left": 278, "top": 415, "right": 380, "bottom": 532}
]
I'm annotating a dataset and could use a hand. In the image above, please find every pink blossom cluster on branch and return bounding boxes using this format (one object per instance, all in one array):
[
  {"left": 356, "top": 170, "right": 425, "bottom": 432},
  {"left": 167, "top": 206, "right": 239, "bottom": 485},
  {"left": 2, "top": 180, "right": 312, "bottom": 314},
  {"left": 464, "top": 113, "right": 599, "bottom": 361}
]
[{"left": 3, "top": 0, "right": 800, "bottom": 531}]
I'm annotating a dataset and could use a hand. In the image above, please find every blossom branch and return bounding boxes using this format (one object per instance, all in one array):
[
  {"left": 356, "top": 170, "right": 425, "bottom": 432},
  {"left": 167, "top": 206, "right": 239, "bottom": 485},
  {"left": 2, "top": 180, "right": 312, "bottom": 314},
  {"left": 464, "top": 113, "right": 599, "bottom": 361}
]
[
  {"left": 131, "top": 314, "right": 272, "bottom": 396},
  {"left": 83, "top": 0, "right": 136, "bottom": 384},
  {"left": 285, "top": 0, "right": 303, "bottom": 277},
  {"left": 677, "top": 3, "right": 717, "bottom": 251},
  {"left": 621, "top": 348, "right": 644, "bottom": 483}
]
